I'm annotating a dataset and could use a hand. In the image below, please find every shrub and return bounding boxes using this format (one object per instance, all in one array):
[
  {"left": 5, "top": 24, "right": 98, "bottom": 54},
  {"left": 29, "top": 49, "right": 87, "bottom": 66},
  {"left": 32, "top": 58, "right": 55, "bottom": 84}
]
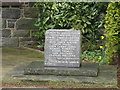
[
  {"left": 104, "top": 2, "right": 120, "bottom": 64},
  {"left": 34, "top": 2, "right": 108, "bottom": 51}
]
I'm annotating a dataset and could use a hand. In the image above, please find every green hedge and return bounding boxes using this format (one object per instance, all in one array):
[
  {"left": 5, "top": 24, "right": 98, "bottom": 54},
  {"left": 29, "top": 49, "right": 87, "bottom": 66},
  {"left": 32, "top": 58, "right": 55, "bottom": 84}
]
[
  {"left": 104, "top": 2, "right": 120, "bottom": 64},
  {"left": 34, "top": 2, "right": 108, "bottom": 51}
]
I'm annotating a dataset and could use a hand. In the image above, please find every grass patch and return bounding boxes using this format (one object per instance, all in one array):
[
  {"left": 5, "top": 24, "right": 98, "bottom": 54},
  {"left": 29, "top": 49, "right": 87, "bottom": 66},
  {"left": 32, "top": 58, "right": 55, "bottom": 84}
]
[
  {"left": 2, "top": 47, "right": 44, "bottom": 59},
  {"left": 3, "top": 77, "right": 116, "bottom": 88},
  {"left": 2, "top": 47, "right": 44, "bottom": 74}
]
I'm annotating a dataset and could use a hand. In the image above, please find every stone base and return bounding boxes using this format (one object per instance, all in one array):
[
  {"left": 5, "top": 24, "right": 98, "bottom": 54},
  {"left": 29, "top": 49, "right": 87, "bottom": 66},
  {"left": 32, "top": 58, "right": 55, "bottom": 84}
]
[{"left": 24, "top": 61, "right": 99, "bottom": 77}]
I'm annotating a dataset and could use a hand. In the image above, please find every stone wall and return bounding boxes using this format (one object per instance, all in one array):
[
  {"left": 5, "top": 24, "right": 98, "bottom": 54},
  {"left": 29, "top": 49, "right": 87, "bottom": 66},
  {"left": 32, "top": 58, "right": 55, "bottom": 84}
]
[{"left": 1, "top": 2, "right": 39, "bottom": 47}]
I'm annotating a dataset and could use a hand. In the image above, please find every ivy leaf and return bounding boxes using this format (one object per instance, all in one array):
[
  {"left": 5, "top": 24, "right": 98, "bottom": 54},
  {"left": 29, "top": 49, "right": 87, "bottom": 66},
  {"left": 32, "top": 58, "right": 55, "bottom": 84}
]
[
  {"left": 82, "top": 5, "right": 89, "bottom": 9},
  {"left": 43, "top": 17, "right": 50, "bottom": 24},
  {"left": 84, "top": 23, "right": 87, "bottom": 27},
  {"left": 86, "top": 21, "right": 91, "bottom": 24}
]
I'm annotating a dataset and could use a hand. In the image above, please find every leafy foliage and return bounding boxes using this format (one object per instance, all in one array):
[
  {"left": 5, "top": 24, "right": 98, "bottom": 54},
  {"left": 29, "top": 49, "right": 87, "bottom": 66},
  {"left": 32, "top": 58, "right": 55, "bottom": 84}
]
[
  {"left": 82, "top": 50, "right": 101, "bottom": 63},
  {"left": 34, "top": 2, "right": 108, "bottom": 51},
  {"left": 33, "top": 2, "right": 114, "bottom": 64},
  {"left": 104, "top": 2, "right": 120, "bottom": 64}
]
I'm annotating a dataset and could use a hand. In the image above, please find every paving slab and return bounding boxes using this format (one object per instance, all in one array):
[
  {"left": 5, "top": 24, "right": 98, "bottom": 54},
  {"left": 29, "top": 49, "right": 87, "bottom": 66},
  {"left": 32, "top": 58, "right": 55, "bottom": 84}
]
[
  {"left": 2, "top": 48, "right": 118, "bottom": 88},
  {"left": 3, "top": 62, "right": 117, "bottom": 88}
]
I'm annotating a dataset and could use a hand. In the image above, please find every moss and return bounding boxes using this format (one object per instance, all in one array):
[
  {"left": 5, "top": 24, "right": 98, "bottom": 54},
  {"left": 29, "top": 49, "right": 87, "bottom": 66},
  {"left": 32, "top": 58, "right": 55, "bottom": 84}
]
[{"left": 2, "top": 77, "right": 117, "bottom": 88}]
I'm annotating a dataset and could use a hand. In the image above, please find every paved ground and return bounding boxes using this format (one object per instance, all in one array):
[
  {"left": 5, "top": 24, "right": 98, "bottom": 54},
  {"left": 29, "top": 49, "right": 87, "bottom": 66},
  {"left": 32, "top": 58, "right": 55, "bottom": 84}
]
[
  {"left": 1, "top": 47, "right": 118, "bottom": 89},
  {"left": 2, "top": 47, "right": 44, "bottom": 76}
]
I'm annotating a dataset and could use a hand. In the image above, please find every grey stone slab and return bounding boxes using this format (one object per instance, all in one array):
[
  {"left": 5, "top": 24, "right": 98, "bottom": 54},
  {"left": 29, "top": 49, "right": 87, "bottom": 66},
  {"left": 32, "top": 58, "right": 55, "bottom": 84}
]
[
  {"left": 12, "top": 30, "right": 30, "bottom": 37},
  {"left": 2, "top": 8, "right": 21, "bottom": 19},
  {"left": 4, "top": 62, "right": 117, "bottom": 88},
  {"left": 24, "top": 7, "right": 39, "bottom": 18},
  {"left": 45, "top": 29, "right": 81, "bottom": 67},
  {"left": 19, "top": 37, "right": 31, "bottom": 42},
  {"left": 1, "top": 29, "right": 11, "bottom": 37},
  {"left": 7, "top": 19, "right": 16, "bottom": 28},
  {"left": 16, "top": 18, "right": 38, "bottom": 30},
  {"left": 2, "top": 37, "right": 19, "bottom": 47},
  {"left": 24, "top": 61, "right": 99, "bottom": 77},
  {"left": 2, "top": 19, "right": 6, "bottom": 28},
  {"left": 19, "top": 41, "right": 36, "bottom": 47},
  {"left": 2, "top": 2, "right": 22, "bottom": 7}
]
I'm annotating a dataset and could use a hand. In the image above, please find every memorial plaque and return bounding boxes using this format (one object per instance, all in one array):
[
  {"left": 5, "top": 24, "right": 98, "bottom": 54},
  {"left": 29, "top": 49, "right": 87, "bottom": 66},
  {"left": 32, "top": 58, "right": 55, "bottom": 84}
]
[
  {"left": 24, "top": 29, "right": 99, "bottom": 76},
  {"left": 44, "top": 29, "right": 81, "bottom": 67}
]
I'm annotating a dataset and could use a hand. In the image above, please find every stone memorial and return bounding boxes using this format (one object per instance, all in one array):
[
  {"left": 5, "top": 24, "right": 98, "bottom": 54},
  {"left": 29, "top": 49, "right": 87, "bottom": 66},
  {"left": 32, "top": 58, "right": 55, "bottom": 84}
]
[
  {"left": 44, "top": 29, "right": 81, "bottom": 67},
  {"left": 24, "top": 29, "right": 99, "bottom": 77}
]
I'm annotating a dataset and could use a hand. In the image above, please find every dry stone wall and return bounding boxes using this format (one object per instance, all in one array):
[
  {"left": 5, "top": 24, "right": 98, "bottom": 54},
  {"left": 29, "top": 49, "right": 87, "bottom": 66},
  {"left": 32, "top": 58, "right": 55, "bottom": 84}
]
[{"left": 1, "top": 2, "right": 39, "bottom": 47}]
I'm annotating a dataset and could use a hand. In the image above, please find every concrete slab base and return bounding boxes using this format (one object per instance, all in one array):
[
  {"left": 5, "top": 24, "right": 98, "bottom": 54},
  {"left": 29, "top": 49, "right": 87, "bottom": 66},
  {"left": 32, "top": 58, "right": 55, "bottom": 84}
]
[
  {"left": 24, "top": 61, "right": 99, "bottom": 77},
  {"left": 3, "top": 62, "right": 117, "bottom": 88}
]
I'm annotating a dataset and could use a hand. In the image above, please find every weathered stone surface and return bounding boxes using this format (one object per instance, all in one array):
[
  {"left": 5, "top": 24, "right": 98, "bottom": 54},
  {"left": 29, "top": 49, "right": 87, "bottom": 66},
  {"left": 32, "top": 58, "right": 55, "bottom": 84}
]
[
  {"left": 4, "top": 60, "right": 117, "bottom": 88},
  {"left": 24, "top": 7, "right": 39, "bottom": 18},
  {"left": 2, "top": 2, "right": 22, "bottom": 7},
  {"left": 2, "top": 37, "right": 19, "bottom": 47},
  {"left": 28, "top": 2, "right": 36, "bottom": 7},
  {"left": 7, "top": 19, "right": 16, "bottom": 28},
  {"left": 12, "top": 30, "right": 30, "bottom": 37},
  {"left": 2, "top": 9, "right": 21, "bottom": 19},
  {"left": 0, "top": 39, "right": 2, "bottom": 47},
  {"left": 2, "top": 19, "right": 6, "bottom": 28},
  {"left": 1, "top": 29, "right": 11, "bottom": 37},
  {"left": 16, "top": 18, "right": 38, "bottom": 30},
  {"left": 24, "top": 61, "right": 99, "bottom": 77},
  {"left": 19, "top": 41, "right": 36, "bottom": 47},
  {"left": 45, "top": 29, "right": 81, "bottom": 67},
  {"left": 19, "top": 37, "right": 31, "bottom": 42}
]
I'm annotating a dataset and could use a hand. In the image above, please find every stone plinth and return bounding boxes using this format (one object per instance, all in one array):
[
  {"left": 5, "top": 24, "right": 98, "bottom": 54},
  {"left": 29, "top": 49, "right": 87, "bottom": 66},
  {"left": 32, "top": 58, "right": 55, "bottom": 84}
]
[
  {"left": 24, "top": 29, "right": 99, "bottom": 77},
  {"left": 24, "top": 61, "right": 99, "bottom": 77}
]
